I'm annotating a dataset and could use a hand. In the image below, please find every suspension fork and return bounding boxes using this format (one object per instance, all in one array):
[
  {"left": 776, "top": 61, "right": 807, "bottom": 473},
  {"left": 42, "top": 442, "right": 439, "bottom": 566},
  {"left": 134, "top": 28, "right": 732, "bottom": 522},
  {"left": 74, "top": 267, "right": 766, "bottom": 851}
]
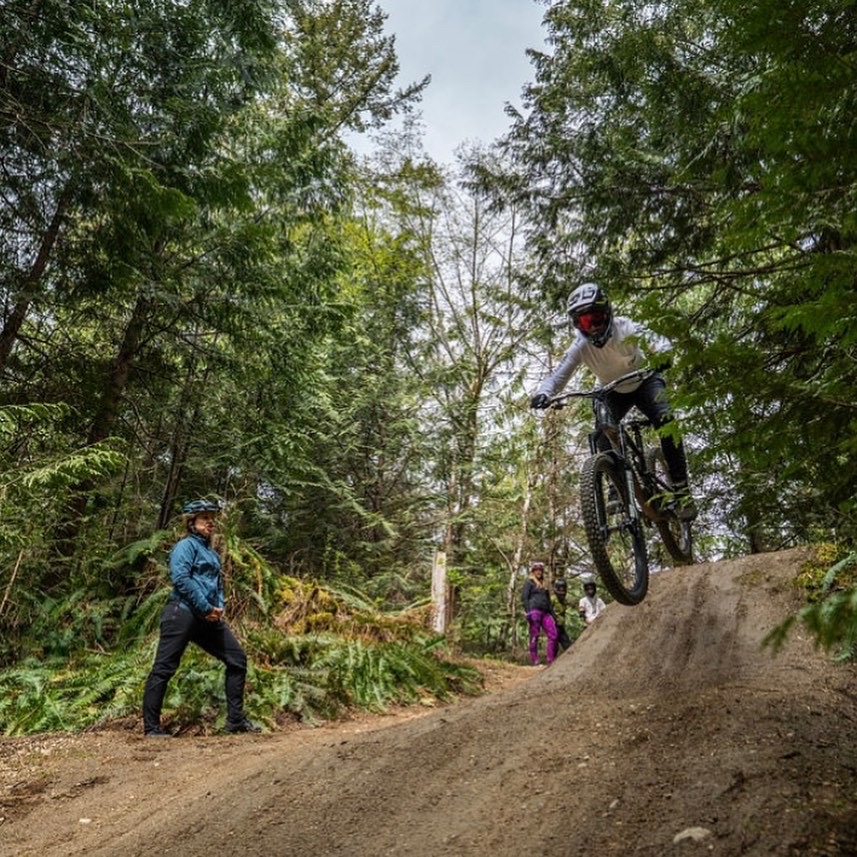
[
  {"left": 616, "top": 428, "right": 640, "bottom": 523},
  {"left": 590, "top": 397, "right": 640, "bottom": 523},
  {"left": 589, "top": 424, "right": 639, "bottom": 523},
  {"left": 627, "top": 420, "right": 656, "bottom": 497}
]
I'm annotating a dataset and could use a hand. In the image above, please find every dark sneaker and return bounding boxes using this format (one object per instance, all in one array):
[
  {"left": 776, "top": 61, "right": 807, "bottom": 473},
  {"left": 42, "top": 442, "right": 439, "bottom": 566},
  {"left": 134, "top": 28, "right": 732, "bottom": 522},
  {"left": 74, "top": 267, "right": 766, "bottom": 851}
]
[
  {"left": 144, "top": 727, "right": 172, "bottom": 738},
  {"left": 225, "top": 717, "right": 261, "bottom": 734},
  {"left": 676, "top": 500, "right": 697, "bottom": 522}
]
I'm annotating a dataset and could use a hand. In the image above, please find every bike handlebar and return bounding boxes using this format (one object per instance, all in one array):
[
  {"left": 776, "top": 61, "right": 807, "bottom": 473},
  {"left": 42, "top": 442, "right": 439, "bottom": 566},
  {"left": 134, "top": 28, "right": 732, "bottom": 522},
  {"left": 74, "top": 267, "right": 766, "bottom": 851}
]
[{"left": 547, "top": 368, "right": 658, "bottom": 409}]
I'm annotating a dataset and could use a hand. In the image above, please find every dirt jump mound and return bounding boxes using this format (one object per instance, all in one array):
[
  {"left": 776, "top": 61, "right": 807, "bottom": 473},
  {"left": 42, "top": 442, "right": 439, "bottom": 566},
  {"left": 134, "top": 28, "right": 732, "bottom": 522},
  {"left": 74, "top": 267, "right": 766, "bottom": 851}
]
[{"left": 2, "top": 547, "right": 856, "bottom": 856}]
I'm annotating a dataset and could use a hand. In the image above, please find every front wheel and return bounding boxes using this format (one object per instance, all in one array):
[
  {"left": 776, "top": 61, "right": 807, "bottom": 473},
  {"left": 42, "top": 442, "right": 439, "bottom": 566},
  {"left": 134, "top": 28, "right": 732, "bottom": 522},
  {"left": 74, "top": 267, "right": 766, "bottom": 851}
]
[
  {"left": 645, "top": 447, "right": 694, "bottom": 565},
  {"left": 580, "top": 453, "right": 649, "bottom": 605}
]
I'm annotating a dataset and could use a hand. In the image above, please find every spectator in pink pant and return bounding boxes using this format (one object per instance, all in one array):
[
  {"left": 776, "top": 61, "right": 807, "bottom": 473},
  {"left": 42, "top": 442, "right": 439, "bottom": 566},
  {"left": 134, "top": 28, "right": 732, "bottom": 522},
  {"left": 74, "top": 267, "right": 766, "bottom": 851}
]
[{"left": 522, "top": 561, "right": 559, "bottom": 665}]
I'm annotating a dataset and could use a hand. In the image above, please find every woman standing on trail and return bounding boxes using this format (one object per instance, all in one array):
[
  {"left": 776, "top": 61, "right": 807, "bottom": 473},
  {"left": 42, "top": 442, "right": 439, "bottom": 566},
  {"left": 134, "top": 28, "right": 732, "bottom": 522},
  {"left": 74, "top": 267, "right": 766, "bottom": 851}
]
[
  {"left": 142, "top": 499, "right": 260, "bottom": 737},
  {"left": 521, "top": 562, "right": 559, "bottom": 666}
]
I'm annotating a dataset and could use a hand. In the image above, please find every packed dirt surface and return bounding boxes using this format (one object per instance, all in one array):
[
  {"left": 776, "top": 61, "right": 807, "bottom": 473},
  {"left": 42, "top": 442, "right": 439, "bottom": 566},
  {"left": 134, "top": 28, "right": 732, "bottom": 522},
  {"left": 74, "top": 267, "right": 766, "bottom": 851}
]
[{"left": 2, "top": 547, "right": 856, "bottom": 856}]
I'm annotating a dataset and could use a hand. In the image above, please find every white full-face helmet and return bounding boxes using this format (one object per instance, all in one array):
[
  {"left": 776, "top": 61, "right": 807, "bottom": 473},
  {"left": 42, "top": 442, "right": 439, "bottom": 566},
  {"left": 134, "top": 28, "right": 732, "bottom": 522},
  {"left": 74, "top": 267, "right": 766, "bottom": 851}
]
[{"left": 567, "top": 283, "right": 613, "bottom": 348}]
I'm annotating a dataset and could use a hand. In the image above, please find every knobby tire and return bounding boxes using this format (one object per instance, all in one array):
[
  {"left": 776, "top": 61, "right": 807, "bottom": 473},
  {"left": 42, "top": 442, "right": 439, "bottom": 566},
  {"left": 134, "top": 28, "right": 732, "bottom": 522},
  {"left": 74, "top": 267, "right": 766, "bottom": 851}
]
[
  {"left": 645, "top": 447, "right": 694, "bottom": 565},
  {"left": 580, "top": 453, "right": 649, "bottom": 605}
]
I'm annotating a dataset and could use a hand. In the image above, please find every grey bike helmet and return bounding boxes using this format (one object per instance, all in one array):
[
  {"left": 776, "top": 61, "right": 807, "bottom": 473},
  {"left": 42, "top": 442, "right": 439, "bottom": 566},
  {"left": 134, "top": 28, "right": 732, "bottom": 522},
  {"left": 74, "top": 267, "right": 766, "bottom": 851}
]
[
  {"left": 567, "top": 283, "right": 613, "bottom": 348},
  {"left": 182, "top": 499, "right": 221, "bottom": 517}
]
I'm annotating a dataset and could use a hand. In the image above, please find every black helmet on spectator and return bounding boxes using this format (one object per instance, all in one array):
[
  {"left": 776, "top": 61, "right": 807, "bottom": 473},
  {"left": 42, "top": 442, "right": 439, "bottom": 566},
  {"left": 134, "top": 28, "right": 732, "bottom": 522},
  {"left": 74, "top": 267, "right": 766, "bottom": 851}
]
[
  {"left": 583, "top": 580, "right": 597, "bottom": 594},
  {"left": 554, "top": 578, "right": 568, "bottom": 592},
  {"left": 567, "top": 283, "right": 613, "bottom": 348}
]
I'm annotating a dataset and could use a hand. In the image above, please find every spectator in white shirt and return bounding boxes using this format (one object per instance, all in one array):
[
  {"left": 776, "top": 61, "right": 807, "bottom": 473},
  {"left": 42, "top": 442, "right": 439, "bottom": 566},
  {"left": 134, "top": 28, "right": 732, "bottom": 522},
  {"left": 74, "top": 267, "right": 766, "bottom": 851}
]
[{"left": 578, "top": 580, "right": 607, "bottom": 625}]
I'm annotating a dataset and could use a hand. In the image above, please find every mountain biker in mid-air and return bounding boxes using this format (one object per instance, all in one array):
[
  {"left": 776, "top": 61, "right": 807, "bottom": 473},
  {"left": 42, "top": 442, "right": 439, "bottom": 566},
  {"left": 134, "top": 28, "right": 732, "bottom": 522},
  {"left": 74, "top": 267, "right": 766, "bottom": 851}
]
[{"left": 529, "top": 282, "right": 696, "bottom": 521}]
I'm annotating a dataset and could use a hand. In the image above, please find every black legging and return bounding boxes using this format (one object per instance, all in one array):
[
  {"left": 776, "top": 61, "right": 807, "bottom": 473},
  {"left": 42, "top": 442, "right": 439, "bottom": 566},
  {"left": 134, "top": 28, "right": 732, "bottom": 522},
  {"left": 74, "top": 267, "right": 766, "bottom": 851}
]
[
  {"left": 596, "top": 373, "right": 689, "bottom": 486},
  {"left": 143, "top": 601, "right": 248, "bottom": 731}
]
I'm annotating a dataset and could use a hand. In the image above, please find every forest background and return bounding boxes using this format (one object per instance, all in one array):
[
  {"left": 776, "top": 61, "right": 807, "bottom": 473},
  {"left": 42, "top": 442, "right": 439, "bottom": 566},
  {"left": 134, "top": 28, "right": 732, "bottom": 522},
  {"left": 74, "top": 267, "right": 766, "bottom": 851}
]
[{"left": 1, "top": 0, "right": 855, "bottom": 735}]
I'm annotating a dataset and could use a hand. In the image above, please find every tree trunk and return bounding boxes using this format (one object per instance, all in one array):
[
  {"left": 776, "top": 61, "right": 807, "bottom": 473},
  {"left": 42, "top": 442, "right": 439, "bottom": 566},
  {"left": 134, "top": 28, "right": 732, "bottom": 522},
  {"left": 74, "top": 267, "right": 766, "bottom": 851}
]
[
  {"left": 87, "top": 290, "right": 151, "bottom": 446},
  {"left": 157, "top": 359, "right": 201, "bottom": 529},
  {"left": 430, "top": 551, "right": 448, "bottom": 634},
  {"left": 55, "top": 289, "right": 152, "bottom": 559},
  {"left": 502, "top": 462, "right": 535, "bottom": 649},
  {"left": 0, "top": 192, "right": 69, "bottom": 372},
  {"left": 157, "top": 332, "right": 218, "bottom": 527}
]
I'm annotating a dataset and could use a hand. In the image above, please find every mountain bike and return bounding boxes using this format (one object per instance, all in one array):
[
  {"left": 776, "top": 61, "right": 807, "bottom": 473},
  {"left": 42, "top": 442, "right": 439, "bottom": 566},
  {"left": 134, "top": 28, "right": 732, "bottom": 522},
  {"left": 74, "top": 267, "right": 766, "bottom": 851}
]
[{"left": 548, "top": 368, "right": 694, "bottom": 606}]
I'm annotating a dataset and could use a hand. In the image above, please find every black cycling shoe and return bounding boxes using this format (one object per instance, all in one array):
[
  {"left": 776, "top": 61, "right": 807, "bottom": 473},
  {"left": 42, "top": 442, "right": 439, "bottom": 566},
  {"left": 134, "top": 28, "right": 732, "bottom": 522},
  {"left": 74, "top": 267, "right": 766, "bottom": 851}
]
[
  {"left": 675, "top": 496, "right": 698, "bottom": 522},
  {"left": 671, "top": 485, "right": 698, "bottom": 522},
  {"left": 224, "top": 717, "right": 261, "bottom": 734}
]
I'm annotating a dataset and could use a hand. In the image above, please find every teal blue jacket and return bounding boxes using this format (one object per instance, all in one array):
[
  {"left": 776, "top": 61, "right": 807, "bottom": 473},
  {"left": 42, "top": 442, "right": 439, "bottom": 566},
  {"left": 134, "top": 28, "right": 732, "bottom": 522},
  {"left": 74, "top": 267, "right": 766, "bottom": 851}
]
[{"left": 169, "top": 533, "right": 225, "bottom": 617}]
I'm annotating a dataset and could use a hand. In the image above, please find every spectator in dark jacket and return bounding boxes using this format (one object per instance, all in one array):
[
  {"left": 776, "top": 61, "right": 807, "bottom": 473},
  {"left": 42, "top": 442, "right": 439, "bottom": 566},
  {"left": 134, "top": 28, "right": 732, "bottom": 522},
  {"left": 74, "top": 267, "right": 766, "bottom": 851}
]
[
  {"left": 522, "top": 562, "right": 558, "bottom": 665},
  {"left": 552, "top": 578, "right": 573, "bottom": 652}
]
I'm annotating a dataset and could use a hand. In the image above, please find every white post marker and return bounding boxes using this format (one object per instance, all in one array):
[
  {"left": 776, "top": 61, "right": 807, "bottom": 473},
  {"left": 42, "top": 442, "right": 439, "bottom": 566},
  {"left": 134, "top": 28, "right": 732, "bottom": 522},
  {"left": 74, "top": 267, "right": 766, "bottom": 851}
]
[{"left": 431, "top": 550, "right": 448, "bottom": 634}]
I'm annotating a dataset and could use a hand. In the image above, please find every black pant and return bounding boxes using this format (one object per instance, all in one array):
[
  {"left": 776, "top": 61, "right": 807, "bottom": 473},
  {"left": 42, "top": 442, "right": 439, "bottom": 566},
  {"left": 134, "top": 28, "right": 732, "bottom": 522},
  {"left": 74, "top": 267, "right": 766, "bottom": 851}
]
[
  {"left": 142, "top": 601, "right": 248, "bottom": 731},
  {"left": 598, "top": 374, "right": 689, "bottom": 486},
  {"left": 557, "top": 623, "right": 572, "bottom": 651}
]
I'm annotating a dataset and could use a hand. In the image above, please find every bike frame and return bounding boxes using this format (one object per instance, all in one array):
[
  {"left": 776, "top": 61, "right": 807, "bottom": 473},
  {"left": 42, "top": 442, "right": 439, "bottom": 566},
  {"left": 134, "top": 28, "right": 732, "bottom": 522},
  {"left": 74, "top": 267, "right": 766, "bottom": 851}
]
[{"left": 570, "top": 370, "right": 667, "bottom": 524}]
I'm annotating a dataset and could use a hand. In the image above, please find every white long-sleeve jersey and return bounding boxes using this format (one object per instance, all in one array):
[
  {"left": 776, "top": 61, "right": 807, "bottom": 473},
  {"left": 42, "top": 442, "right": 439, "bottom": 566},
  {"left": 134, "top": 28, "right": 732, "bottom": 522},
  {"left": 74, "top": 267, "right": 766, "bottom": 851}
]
[
  {"left": 578, "top": 594, "right": 607, "bottom": 624},
  {"left": 535, "top": 316, "right": 672, "bottom": 397}
]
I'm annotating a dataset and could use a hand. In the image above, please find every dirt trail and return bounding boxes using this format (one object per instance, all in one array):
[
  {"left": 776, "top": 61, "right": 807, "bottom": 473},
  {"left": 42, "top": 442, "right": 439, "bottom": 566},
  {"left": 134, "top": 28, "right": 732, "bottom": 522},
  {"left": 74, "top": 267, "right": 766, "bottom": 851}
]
[{"left": 2, "top": 548, "right": 856, "bottom": 856}]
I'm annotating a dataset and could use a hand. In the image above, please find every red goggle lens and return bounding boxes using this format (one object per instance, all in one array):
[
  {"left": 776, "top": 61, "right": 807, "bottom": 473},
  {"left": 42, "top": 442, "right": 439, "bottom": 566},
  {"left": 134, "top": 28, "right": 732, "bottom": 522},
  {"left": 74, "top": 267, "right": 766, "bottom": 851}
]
[{"left": 575, "top": 311, "right": 608, "bottom": 333}]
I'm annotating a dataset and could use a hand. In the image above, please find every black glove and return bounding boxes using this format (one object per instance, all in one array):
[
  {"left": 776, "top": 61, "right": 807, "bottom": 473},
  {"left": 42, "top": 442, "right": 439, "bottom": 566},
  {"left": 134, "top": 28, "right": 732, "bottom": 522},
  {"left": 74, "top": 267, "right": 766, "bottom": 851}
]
[{"left": 530, "top": 392, "right": 551, "bottom": 410}]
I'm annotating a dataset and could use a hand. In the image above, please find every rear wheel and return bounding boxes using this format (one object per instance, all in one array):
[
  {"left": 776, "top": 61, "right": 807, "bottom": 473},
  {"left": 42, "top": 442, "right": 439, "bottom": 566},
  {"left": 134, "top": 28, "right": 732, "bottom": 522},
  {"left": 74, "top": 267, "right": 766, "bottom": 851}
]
[
  {"left": 645, "top": 447, "right": 693, "bottom": 565},
  {"left": 580, "top": 453, "right": 649, "bottom": 605}
]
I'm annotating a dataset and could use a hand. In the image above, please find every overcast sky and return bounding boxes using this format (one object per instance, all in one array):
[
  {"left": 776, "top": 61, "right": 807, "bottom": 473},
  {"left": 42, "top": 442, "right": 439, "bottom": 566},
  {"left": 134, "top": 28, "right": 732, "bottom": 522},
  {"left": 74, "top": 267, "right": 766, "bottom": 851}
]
[{"left": 374, "top": 0, "right": 549, "bottom": 163}]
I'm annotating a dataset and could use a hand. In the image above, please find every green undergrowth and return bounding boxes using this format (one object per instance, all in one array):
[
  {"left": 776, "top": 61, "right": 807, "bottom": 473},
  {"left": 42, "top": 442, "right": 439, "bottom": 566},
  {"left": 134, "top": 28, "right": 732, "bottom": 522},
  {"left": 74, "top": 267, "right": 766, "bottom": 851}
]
[
  {"left": 0, "top": 533, "right": 483, "bottom": 736},
  {"left": 764, "top": 543, "right": 857, "bottom": 662},
  {"left": 0, "top": 630, "right": 480, "bottom": 736}
]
